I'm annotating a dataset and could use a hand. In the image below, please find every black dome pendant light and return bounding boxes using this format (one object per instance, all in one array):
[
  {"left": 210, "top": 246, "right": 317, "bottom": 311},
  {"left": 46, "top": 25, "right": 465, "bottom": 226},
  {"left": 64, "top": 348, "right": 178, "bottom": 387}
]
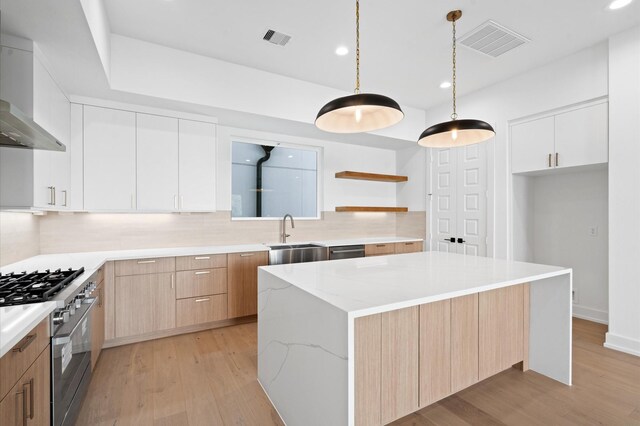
[
  {"left": 418, "top": 10, "right": 495, "bottom": 148},
  {"left": 315, "top": 0, "right": 404, "bottom": 133}
]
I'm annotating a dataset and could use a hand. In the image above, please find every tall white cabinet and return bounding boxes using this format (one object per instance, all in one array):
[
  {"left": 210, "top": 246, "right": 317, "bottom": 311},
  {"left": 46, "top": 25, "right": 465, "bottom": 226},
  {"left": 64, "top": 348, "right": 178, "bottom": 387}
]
[
  {"left": 136, "top": 114, "right": 179, "bottom": 211},
  {"left": 178, "top": 119, "right": 216, "bottom": 211},
  {"left": 82, "top": 104, "right": 217, "bottom": 212},
  {"left": 83, "top": 106, "right": 137, "bottom": 211}
]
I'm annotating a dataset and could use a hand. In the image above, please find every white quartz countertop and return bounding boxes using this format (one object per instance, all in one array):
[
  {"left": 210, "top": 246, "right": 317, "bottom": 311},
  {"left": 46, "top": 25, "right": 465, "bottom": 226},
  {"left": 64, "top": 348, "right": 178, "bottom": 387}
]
[
  {"left": 310, "top": 236, "right": 422, "bottom": 247},
  {"left": 260, "top": 251, "right": 572, "bottom": 317},
  {"left": 0, "top": 302, "right": 56, "bottom": 358}
]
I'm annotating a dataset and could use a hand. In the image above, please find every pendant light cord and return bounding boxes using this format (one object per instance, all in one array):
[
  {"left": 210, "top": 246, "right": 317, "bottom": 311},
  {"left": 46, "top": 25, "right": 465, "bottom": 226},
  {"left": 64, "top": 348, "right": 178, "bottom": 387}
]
[
  {"left": 451, "top": 17, "right": 458, "bottom": 120},
  {"left": 355, "top": 0, "right": 361, "bottom": 94}
]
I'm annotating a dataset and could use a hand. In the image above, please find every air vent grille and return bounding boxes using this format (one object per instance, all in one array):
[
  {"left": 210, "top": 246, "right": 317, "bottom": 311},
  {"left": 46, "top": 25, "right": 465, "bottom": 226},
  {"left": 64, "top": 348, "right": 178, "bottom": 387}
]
[
  {"left": 263, "top": 29, "right": 292, "bottom": 46},
  {"left": 459, "top": 20, "right": 529, "bottom": 57}
]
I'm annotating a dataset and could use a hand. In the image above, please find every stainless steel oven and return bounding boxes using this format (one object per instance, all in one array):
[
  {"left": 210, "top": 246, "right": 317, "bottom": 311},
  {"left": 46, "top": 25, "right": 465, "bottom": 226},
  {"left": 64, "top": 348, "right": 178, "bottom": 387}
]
[{"left": 51, "top": 293, "right": 97, "bottom": 426}]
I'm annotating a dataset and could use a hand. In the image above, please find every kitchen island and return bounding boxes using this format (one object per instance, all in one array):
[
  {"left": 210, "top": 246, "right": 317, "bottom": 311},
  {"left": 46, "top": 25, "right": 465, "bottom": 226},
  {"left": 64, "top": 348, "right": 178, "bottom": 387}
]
[{"left": 257, "top": 251, "right": 572, "bottom": 426}]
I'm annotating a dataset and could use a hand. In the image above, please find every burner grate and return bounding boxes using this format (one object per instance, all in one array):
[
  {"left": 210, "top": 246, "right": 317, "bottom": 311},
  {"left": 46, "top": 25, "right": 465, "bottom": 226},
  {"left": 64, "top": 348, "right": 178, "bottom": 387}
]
[{"left": 0, "top": 267, "right": 85, "bottom": 307}]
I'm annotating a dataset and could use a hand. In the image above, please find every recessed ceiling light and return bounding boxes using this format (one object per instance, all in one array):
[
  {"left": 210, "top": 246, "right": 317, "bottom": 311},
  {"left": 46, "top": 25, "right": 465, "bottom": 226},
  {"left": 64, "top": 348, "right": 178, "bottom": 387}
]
[
  {"left": 440, "top": 81, "right": 452, "bottom": 89},
  {"left": 335, "top": 46, "right": 349, "bottom": 56},
  {"left": 245, "top": 159, "right": 251, "bottom": 162},
  {"left": 609, "top": 0, "right": 633, "bottom": 9},
  {"left": 288, "top": 155, "right": 293, "bottom": 158}
]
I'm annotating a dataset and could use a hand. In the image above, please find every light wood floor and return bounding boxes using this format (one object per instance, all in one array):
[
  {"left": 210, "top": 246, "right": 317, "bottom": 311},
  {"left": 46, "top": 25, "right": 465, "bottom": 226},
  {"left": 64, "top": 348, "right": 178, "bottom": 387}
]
[{"left": 76, "top": 318, "right": 640, "bottom": 426}]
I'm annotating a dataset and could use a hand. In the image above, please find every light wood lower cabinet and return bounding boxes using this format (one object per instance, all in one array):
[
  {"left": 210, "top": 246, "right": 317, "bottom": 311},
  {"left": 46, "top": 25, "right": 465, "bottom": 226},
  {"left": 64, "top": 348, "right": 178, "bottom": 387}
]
[
  {"left": 90, "top": 279, "right": 105, "bottom": 369},
  {"left": 364, "top": 243, "right": 396, "bottom": 257},
  {"left": 381, "top": 306, "right": 419, "bottom": 424},
  {"left": 176, "top": 294, "right": 228, "bottom": 327},
  {"left": 419, "top": 299, "right": 451, "bottom": 407},
  {"left": 176, "top": 268, "right": 227, "bottom": 299},
  {"left": 451, "top": 293, "right": 479, "bottom": 392},
  {"left": 115, "top": 272, "right": 176, "bottom": 338},
  {"left": 479, "top": 284, "right": 526, "bottom": 380},
  {"left": 395, "top": 241, "right": 423, "bottom": 254},
  {"left": 227, "top": 251, "right": 268, "bottom": 318},
  {"left": 0, "top": 345, "right": 50, "bottom": 426},
  {"left": 354, "top": 286, "right": 529, "bottom": 425}
]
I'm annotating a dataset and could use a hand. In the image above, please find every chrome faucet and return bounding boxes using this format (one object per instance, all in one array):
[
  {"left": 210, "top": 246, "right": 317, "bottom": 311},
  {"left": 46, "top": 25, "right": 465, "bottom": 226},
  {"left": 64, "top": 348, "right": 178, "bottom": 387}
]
[{"left": 282, "top": 214, "right": 295, "bottom": 243}]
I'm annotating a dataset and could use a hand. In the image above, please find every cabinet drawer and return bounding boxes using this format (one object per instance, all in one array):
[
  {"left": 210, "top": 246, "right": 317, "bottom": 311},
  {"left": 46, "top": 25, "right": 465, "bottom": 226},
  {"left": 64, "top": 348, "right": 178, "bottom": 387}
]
[
  {"left": 395, "top": 241, "right": 423, "bottom": 254},
  {"left": 365, "top": 243, "right": 396, "bottom": 256},
  {"left": 115, "top": 257, "right": 175, "bottom": 276},
  {"left": 0, "top": 318, "right": 50, "bottom": 400},
  {"left": 176, "top": 268, "right": 227, "bottom": 299},
  {"left": 176, "top": 294, "right": 227, "bottom": 327},
  {"left": 176, "top": 254, "right": 227, "bottom": 271}
]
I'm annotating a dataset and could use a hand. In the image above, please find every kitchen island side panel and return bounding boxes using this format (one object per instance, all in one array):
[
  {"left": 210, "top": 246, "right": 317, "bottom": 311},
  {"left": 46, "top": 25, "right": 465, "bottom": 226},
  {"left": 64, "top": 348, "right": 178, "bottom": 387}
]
[{"left": 258, "top": 268, "right": 349, "bottom": 426}]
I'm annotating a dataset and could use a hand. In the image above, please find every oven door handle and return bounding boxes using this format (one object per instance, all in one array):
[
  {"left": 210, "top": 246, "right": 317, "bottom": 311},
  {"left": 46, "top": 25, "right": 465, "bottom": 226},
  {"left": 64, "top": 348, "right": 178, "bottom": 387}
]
[{"left": 52, "top": 297, "right": 97, "bottom": 345}]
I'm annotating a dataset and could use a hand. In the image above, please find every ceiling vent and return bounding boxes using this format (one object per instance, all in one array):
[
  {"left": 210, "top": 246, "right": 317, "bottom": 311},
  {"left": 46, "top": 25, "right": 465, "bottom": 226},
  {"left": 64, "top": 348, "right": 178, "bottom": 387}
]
[
  {"left": 459, "top": 20, "right": 529, "bottom": 57},
  {"left": 263, "top": 29, "right": 292, "bottom": 46}
]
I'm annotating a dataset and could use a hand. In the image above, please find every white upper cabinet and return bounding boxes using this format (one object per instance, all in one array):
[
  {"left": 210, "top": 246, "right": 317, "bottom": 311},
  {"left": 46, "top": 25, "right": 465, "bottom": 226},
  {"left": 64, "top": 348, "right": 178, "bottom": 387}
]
[
  {"left": 136, "top": 113, "right": 179, "bottom": 211},
  {"left": 511, "top": 100, "right": 608, "bottom": 174},
  {"left": 84, "top": 105, "right": 137, "bottom": 211},
  {"left": 0, "top": 41, "right": 71, "bottom": 209},
  {"left": 178, "top": 119, "right": 216, "bottom": 211},
  {"left": 554, "top": 102, "right": 608, "bottom": 169},
  {"left": 68, "top": 103, "right": 84, "bottom": 210},
  {"left": 511, "top": 116, "right": 555, "bottom": 174}
]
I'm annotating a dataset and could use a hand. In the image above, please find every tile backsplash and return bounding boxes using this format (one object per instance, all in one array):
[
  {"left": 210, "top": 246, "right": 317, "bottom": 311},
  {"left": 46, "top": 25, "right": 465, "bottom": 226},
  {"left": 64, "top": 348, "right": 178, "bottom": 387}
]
[{"left": 0, "top": 212, "right": 40, "bottom": 267}]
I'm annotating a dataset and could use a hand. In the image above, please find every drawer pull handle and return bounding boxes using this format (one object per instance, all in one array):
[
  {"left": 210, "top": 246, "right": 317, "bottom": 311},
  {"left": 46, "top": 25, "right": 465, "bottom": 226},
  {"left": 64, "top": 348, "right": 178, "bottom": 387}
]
[
  {"left": 240, "top": 253, "right": 255, "bottom": 257},
  {"left": 13, "top": 334, "right": 36, "bottom": 353},
  {"left": 27, "top": 378, "right": 34, "bottom": 420},
  {"left": 404, "top": 242, "right": 414, "bottom": 245},
  {"left": 376, "top": 244, "right": 386, "bottom": 248},
  {"left": 195, "top": 298, "right": 210, "bottom": 303},
  {"left": 137, "top": 260, "right": 156, "bottom": 264},
  {"left": 195, "top": 271, "right": 211, "bottom": 275},
  {"left": 194, "top": 256, "right": 210, "bottom": 260}
]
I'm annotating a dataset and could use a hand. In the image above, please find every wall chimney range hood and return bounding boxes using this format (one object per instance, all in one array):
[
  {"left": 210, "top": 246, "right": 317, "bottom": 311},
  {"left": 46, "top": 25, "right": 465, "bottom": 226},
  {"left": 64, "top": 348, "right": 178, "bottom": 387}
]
[{"left": 0, "top": 99, "right": 65, "bottom": 151}]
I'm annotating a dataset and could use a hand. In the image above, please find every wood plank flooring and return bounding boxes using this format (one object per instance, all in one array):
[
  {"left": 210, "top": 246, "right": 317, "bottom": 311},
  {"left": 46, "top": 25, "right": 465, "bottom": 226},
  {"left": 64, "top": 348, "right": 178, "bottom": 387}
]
[{"left": 76, "top": 318, "right": 640, "bottom": 426}]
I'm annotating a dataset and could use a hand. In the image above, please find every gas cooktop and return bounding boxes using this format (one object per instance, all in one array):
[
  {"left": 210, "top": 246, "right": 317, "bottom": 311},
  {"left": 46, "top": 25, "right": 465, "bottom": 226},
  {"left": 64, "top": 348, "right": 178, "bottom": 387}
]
[{"left": 0, "top": 267, "right": 85, "bottom": 307}]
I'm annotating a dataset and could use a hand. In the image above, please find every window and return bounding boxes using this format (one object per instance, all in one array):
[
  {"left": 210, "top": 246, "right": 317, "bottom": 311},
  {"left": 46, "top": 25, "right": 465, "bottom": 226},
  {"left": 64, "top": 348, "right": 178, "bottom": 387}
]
[{"left": 231, "top": 141, "right": 319, "bottom": 218}]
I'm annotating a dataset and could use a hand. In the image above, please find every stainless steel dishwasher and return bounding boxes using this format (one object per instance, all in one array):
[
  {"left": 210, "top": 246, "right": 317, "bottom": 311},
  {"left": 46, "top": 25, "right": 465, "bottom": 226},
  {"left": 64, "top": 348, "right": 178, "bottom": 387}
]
[{"left": 328, "top": 245, "right": 365, "bottom": 260}]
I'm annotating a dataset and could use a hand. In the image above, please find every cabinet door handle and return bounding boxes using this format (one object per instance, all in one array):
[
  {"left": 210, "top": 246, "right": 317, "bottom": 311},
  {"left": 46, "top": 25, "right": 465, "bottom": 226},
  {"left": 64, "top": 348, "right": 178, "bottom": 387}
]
[
  {"left": 171, "top": 274, "right": 175, "bottom": 289},
  {"left": 47, "top": 186, "right": 54, "bottom": 205},
  {"left": 194, "top": 256, "right": 210, "bottom": 260},
  {"left": 548, "top": 153, "right": 552, "bottom": 168},
  {"left": 195, "top": 298, "right": 210, "bottom": 303},
  {"left": 195, "top": 271, "right": 211, "bottom": 275},
  {"left": 12, "top": 333, "right": 36, "bottom": 353},
  {"left": 62, "top": 190, "right": 68, "bottom": 207},
  {"left": 137, "top": 260, "right": 156, "bottom": 264},
  {"left": 174, "top": 195, "right": 178, "bottom": 210},
  {"left": 555, "top": 152, "right": 559, "bottom": 167},
  {"left": 240, "top": 253, "right": 255, "bottom": 257},
  {"left": 27, "top": 378, "right": 34, "bottom": 420},
  {"left": 52, "top": 186, "right": 56, "bottom": 205},
  {"left": 99, "top": 288, "right": 103, "bottom": 307}
]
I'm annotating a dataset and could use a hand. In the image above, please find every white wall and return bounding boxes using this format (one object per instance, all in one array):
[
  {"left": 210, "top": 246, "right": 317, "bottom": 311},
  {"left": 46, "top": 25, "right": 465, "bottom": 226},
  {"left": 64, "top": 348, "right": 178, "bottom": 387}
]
[
  {"left": 422, "top": 42, "right": 609, "bottom": 259},
  {"left": 217, "top": 126, "right": 398, "bottom": 213},
  {"left": 109, "top": 35, "right": 425, "bottom": 142},
  {"left": 396, "top": 146, "right": 426, "bottom": 212},
  {"left": 530, "top": 168, "right": 609, "bottom": 323},
  {"left": 606, "top": 26, "right": 640, "bottom": 356}
]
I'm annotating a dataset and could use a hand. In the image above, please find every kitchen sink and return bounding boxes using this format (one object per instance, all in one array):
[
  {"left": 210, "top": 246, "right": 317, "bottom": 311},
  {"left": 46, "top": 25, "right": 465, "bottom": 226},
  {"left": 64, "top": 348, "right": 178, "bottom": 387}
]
[{"left": 268, "top": 243, "right": 329, "bottom": 265}]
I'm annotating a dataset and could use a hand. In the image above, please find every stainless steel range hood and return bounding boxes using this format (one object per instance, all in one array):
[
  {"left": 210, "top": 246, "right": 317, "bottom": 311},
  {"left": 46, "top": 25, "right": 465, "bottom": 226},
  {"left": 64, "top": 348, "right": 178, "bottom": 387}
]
[{"left": 0, "top": 99, "right": 65, "bottom": 151}]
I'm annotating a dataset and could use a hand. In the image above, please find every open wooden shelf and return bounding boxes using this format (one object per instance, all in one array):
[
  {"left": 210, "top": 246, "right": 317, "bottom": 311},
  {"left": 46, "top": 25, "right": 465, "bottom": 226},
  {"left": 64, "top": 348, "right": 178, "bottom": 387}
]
[
  {"left": 335, "top": 171, "right": 408, "bottom": 183},
  {"left": 335, "top": 206, "right": 409, "bottom": 213}
]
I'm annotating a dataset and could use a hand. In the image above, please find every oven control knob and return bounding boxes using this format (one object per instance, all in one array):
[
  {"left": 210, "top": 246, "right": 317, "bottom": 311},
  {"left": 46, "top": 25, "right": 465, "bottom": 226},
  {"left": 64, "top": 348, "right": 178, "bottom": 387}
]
[
  {"left": 53, "top": 310, "right": 70, "bottom": 325},
  {"left": 68, "top": 303, "right": 76, "bottom": 316}
]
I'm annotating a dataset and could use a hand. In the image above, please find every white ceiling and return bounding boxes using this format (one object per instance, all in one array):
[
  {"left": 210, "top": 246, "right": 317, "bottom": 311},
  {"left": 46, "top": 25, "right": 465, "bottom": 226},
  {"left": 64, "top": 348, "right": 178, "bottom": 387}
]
[
  {"left": 103, "top": 0, "right": 640, "bottom": 109},
  {"left": 1, "top": 0, "right": 639, "bottom": 148}
]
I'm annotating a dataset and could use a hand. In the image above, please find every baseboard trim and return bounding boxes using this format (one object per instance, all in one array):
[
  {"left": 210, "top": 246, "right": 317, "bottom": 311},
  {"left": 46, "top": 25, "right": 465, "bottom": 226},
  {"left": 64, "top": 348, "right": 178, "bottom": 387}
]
[
  {"left": 103, "top": 315, "right": 257, "bottom": 348},
  {"left": 604, "top": 332, "right": 640, "bottom": 357},
  {"left": 572, "top": 304, "right": 608, "bottom": 324}
]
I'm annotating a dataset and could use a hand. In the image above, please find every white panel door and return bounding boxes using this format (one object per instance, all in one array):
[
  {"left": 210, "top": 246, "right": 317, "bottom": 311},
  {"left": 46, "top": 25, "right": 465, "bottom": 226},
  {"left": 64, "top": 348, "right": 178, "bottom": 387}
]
[
  {"left": 431, "top": 148, "right": 458, "bottom": 253},
  {"left": 136, "top": 113, "right": 179, "bottom": 211},
  {"left": 554, "top": 102, "right": 608, "bottom": 169},
  {"left": 178, "top": 119, "right": 216, "bottom": 211},
  {"left": 511, "top": 116, "right": 555, "bottom": 174},
  {"left": 455, "top": 144, "right": 487, "bottom": 256},
  {"left": 84, "top": 105, "right": 136, "bottom": 211},
  {"left": 430, "top": 144, "right": 487, "bottom": 256}
]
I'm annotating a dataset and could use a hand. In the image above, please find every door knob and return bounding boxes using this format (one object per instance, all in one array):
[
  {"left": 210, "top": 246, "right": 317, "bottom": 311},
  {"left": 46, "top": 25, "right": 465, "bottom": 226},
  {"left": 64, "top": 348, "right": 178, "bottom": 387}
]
[
  {"left": 444, "top": 237, "right": 455, "bottom": 243},
  {"left": 457, "top": 238, "right": 466, "bottom": 244}
]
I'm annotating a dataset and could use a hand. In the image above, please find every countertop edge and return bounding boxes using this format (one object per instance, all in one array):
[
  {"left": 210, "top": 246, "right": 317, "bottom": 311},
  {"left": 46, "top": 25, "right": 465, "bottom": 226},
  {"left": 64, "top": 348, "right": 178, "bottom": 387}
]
[{"left": 0, "top": 301, "right": 56, "bottom": 358}]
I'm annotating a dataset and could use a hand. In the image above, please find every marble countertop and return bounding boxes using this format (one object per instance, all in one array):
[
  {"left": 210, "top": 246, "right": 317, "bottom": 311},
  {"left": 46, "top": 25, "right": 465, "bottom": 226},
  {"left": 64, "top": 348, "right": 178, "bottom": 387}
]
[
  {"left": 260, "top": 251, "right": 572, "bottom": 317},
  {"left": 0, "top": 302, "right": 56, "bottom": 358}
]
